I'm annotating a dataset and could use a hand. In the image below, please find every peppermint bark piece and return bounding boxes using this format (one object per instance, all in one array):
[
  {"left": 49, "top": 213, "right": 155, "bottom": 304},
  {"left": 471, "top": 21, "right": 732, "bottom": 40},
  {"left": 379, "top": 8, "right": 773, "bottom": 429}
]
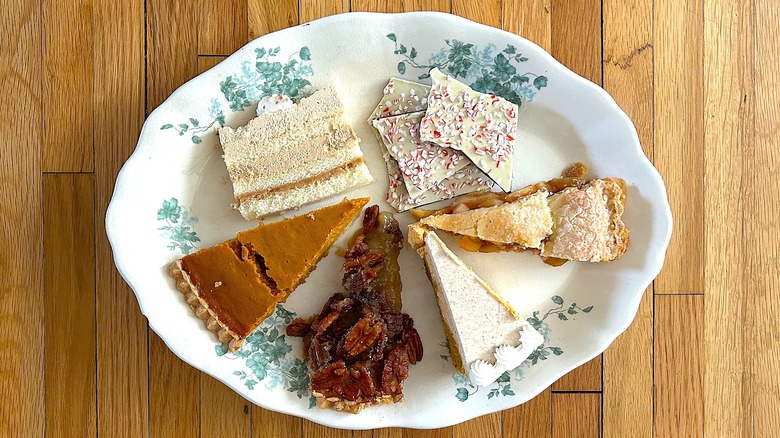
[
  {"left": 420, "top": 68, "right": 518, "bottom": 192},
  {"left": 373, "top": 111, "right": 469, "bottom": 198}
]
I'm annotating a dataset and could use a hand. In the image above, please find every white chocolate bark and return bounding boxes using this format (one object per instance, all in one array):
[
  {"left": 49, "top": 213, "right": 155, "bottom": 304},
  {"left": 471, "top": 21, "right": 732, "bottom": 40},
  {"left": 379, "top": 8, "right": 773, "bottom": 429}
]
[
  {"left": 373, "top": 111, "right": 469, "bottom": 198},
  {"left": 420, "top": 68, "right": 518, "bottom": 192}
]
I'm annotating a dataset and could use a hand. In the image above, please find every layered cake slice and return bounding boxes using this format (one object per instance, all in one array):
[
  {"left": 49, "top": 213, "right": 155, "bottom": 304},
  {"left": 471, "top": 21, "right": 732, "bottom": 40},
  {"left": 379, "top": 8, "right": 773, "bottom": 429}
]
[
  {"left": 219, "top": 87, "right": 373, "bottom": 219},
  {"left": 368, "top": 78, "right": 493, "bottom": 211},
  {"left": 420, "top": 68, "right": 518, "bottom": 192},
  {"left": 169, "top": 197, "right": 368, "bottom": 351},
  {"left": 418, "top": 231, "right": 543, "bottom": 386}
]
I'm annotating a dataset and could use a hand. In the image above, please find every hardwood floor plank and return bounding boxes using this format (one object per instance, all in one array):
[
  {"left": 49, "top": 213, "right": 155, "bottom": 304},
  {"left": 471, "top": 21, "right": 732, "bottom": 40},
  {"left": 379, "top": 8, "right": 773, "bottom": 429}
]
[
  {"left": 551, "top": 393, "right": 600, "bottom": 438},
  {"left": 149, "top": 334, "right": 200, "bottom": 438},
  {"left": 351, "top": 0, "right": 449, "bottom": 13},
  {"left": 197, "top": 0, "right": 248, "bottom": 55},
  {"left": 653, "top": 0, "right": 704, "bottom": 295},
  {"left": 403, "top": 429, "right": 452, "bottom": 438},
  {"left": 252, "top": 408, "right": 302, "bottom": 438},
  {"left": 503, "top": 388, "right": 551, "bottom": 438},
  {"left": 702, "top": 0, "right": 754, "bottom": 436},
  {"left": 42, "top": 0, "right": 94, "bottom": 171},
  {"left": 0, "top": 0, "right": 44, "bottom": 435},
  {"left": 551, "top": 357, "right": 601, "bottom": 392},
  {"left": 502, "top": 0, "right": 551, "bottom": 51},
  {"left": 93, "top": 0, "right": 149, "bottom": 435},
  {"left": 147, "top": 0, "right": 197, "bottom": 111},
  {"left": 248, "top": 0, "right": 298, "bottom": 39},
  {"left": 44, "top": 175, "right": 97, "bottom": 438},
  {"left": 354, "top": 429, "right": 402, "bottom": 438},
  {"left": 300, "top": 0, "right": 348, "bottom": 22},
  {"left": 603, "top": 289, "right": 652, "bottom": 438},
  {"left": 752, "top": 2, "right": 780, "bottom": 435},
  {"left": 453, "top": 414, "right": 500, "bottom": 438},
  {"left": 654, "top": 295, "right": 703, "bottom": 437},
  {"left": 549, "top": 0, "right": 604, "bottom": 394},
  {"left": 198, "top": 56, "right": 228, "bottom": 73},
  {"left": 201, "top": 375, "right": 251, "bottom": 437},
  {"left": 601, "top": 0, "right": 653, "bottom": 435}
]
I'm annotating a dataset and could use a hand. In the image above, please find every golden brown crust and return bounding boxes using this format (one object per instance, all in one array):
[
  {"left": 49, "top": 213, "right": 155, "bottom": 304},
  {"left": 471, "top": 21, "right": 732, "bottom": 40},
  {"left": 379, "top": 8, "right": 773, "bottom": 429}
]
[
  {"left": 311, "top": 392, "right": 397, "bottom": 414},
  {"left": 602, "top": 177, "right": 630, "bottom": 260},
  {"left": 168, "top": 261, "right": 245, "bottom": 352}
]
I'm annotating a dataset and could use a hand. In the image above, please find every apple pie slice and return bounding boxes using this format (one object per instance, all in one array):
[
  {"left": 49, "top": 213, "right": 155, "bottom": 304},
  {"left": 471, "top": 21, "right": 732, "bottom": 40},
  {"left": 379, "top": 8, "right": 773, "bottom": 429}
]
[{"left": 408, "top": 164, "right": 629, "bottom": 263}]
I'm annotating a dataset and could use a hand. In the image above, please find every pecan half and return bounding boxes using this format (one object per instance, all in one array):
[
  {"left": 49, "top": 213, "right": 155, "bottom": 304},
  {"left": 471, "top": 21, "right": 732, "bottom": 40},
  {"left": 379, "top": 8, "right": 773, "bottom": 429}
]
[
  {"left": 337, "top": 316, "right": 385, "bottom": 359},
  {"left": 381, "top": 346, "right": 410, "bottom": 397},
  {"left": 311, "top": 361, "right": 377, "bottom": 403}
]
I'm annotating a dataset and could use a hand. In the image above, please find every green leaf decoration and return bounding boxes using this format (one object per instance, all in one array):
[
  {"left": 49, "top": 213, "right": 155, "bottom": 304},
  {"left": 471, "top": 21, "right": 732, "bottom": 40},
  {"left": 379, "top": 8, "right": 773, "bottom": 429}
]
[
  {"left": 410, "top": 47, "right": 417, "bottom": 59},
  {"left": 299, "top": 46, "right": 311, "bottom": 60},
  {"left": 551, "top": 295, "right": 564, "bottom": 305},
  {"left": 501, "top": 386, "right": 515, "bottom": 396},
  {"left": 533, "top": 76, "right": 549, "bottom": 89},
  {"left": 496, "top": 372, "right": 510, "bottom": 383},
  {"left": 160, "top": 124, "right": 173, "bottom": 130},
  {"left": 191, "top": 135, "right": 202, "bottom": 144},
  {"left": 519, "top": 56, "right": 529, "bottom": 62},
  {"left": 215, "top": 344, "right": 228, "bottom": 356},
  {"left": 582, "top": 306, "right": 593, "bottom": 313},
  {"left": 309, "top": 396, "right": 317, "bottom": 409},
  {"left": 567, "top": 308, "right": 577, "bottom": 315},
  {"left": 550, "top": 347, "right": 564, "bottom": 356},
  {"left": 245, "top": 379, "right": 258, "bottom": 390},
  {"left": 399, "top": 44, "right": 407, "bottom": 54},
  {"left": 557, "top": 313, "right": 568, "bottom": 321},
  {"left": 178, "top": 123, "right": 189, "bottom": 132},
  {"left": 397, "top": 61, "right": 406, "bottom": 75},
  {"left": 386, "top": 33, "right": 397, "bottom": 42},
  {"left": 456, "top": 388, "right": 469, "bottom": 402},
  {"left": 503, "top": 44, "right": 517, "bottom": 54},
  {"left": 189, "top": 118, "right": 199, "bottom": 127}
]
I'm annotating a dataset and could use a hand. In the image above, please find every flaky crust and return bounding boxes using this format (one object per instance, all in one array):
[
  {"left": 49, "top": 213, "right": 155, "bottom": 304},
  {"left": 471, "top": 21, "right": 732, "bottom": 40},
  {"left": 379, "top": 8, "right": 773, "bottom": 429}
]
[
  {"left": 311, "top": 392, "right": 398, "bottom": 414},
  {"left": 542, "top": 178, "right": 628, "bottom": 262},
  {"left": 168, "top": 262, "right": 245, "bottom": 352}
]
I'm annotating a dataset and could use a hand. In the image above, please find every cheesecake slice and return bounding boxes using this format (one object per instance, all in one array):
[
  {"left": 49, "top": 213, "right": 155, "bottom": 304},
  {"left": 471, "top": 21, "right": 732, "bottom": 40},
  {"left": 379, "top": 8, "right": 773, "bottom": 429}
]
[
  {"left": 170, "top": 197, "right": 368, "bottom": 351},
  {"left": 418, "top": 231, "right": 543, "bottom": 386},
  {"left": 219, "top": 87, "right": 373, "bottom": 219}
]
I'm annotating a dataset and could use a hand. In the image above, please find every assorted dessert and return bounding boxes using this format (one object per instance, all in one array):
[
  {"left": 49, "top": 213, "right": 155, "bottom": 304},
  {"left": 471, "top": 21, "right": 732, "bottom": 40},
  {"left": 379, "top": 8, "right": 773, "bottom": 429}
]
[
  {"left": 218, "top": 87, "right": 373, "bottom": 219},
  {"left": 286, "top": 206, "right": 423, "bottom": 413},
  {"left": 169, "top": 197, "right": 368, "bottom": 351},
  {"left": 167, "top": 71, "right": 632, "bottom": 412}
]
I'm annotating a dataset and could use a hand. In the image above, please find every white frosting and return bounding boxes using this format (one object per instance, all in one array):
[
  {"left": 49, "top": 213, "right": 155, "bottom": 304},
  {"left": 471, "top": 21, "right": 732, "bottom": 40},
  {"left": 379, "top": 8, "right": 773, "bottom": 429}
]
[
  {"left": 256, "top": 94, "right": 294, "bottom": 115},
  {"left": 468, "top": 321, "right": 545, "bottom": 387}
]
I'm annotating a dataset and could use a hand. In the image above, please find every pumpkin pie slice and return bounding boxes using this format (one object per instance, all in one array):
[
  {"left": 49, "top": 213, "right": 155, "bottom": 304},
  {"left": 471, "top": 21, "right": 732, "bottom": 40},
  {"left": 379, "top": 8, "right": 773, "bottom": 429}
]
[{"left": 169, "top": 197, "right": 369, "bottom": 351}]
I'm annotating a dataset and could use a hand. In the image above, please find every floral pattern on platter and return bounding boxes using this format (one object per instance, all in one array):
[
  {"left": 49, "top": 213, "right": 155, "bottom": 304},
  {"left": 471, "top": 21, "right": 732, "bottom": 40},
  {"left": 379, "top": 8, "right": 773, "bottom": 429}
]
[
  {"left": 387, "top": 33, "right": 548, "bottom": 107},
  {"left": 157, "top": 198, "right": 200, "bottom": 255},
  {"left": 440, "top": 295, "right": 593, "bottom": 402},
  {"left": 215, "top": 305, "right": 315, "bottom": 408},
  {"left": 160, "top": 46, "right": 314, "bottom": 145}
]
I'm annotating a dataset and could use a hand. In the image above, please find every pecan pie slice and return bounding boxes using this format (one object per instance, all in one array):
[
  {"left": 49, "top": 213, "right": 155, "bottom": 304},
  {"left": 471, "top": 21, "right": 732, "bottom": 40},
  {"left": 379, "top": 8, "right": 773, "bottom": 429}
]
[{"left": 287, "top": 205, "right": 423, "bottom": 413}]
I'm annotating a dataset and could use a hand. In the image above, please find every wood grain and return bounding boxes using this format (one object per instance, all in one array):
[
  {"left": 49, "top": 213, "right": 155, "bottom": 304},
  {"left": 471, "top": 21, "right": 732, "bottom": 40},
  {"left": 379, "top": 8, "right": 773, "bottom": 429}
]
[
  {"left": 303, "top": 421, "right": 351, "bottom": 438},
  {"left": 549, "top": 0, "right": 604, "bottom": 394},
  {"left": 248, "top": 0, "right": 298, "bottom": 39},
  {"left": 601, "top": 0, "right": 653, "bottom": 435},
  {"left": 654, "top": 295, "right": 703, "bottom": 437},
  {"left": 453, "top": 0, "right": 501, "bottom": 26},
  {"left": 149, "top": 333, "right": 200, "bottom": 438},
  {"left": 198, "top": 56, "right": 228, "bottom": 74},
  {"left": 752, "top": 1, "right": 780, "bottom": 434},
  {"left": 93, "top": 0, "right": 149, "bottom": 435},
  {"left": 147, "top": 0, "right": 197, "bottom": 111},
  {"left": 43, "top": 175, "right": 97, "bottom": 438},
  {"left": 551, "top": 393, "right": 600, "bottom": 438},
  {"left": 403, "top": 428, "right": 452, "bottom": 438},
  {"left": 300, "top": 0, "right": 348, "bottom": 22},
  {"left": 351, "top": 0, "right": 449, "bottom": 13},
  {"left": 0, "top": 0, "right": 44, "bottom": 435},
  {"left": 503, "top": 388, "right": 551, "bottom": 438},
  {"left": 42, "top": 0, "right": 94, "bottom": 172},
  {"left": 197, "top": 0, "right": 249, "bottom": 55},
  {"left": 502, "top": 0, "right": 551, "bottom": 51},
  {"left": 201, "top": 375, "right": 251, "bottom": 437},
  {"left": 355, "top": 429, "right": 403, "bottom": 438},
  {"left": 702, "top": 0, "right": 754, "bottom": 436},
  {"left": 253, "top": 407, "right": 302, "bottom": 438},
  {"left": 653, "top": 0, "right": 704, "bottom": 295}
]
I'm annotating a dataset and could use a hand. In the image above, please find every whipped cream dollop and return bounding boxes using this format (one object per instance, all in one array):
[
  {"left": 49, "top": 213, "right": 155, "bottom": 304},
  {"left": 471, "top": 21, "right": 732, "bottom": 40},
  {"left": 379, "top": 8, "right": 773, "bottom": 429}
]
[
  {"left": 468, "top": 320, "right": 545, "bottom": 387},
  {"left": 256, "top": 94, "right": 293, "bottom": 116}
]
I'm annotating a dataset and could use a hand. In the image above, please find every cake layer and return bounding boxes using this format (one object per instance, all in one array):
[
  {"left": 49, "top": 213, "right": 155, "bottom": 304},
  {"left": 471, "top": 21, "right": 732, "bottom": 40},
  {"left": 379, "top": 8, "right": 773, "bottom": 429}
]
[
  {"left": 236, "top": 159, "right": 373, "bottom": 219},
  {"left": 229, "top": 136, "right": 361, "bottom": 197}
]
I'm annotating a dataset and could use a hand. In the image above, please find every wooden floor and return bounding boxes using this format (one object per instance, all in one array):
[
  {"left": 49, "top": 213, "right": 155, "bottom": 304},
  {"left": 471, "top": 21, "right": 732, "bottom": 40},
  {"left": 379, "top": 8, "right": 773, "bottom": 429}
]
[{"left": 2, "top": 0, "right": 778, "bottom": 436}]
